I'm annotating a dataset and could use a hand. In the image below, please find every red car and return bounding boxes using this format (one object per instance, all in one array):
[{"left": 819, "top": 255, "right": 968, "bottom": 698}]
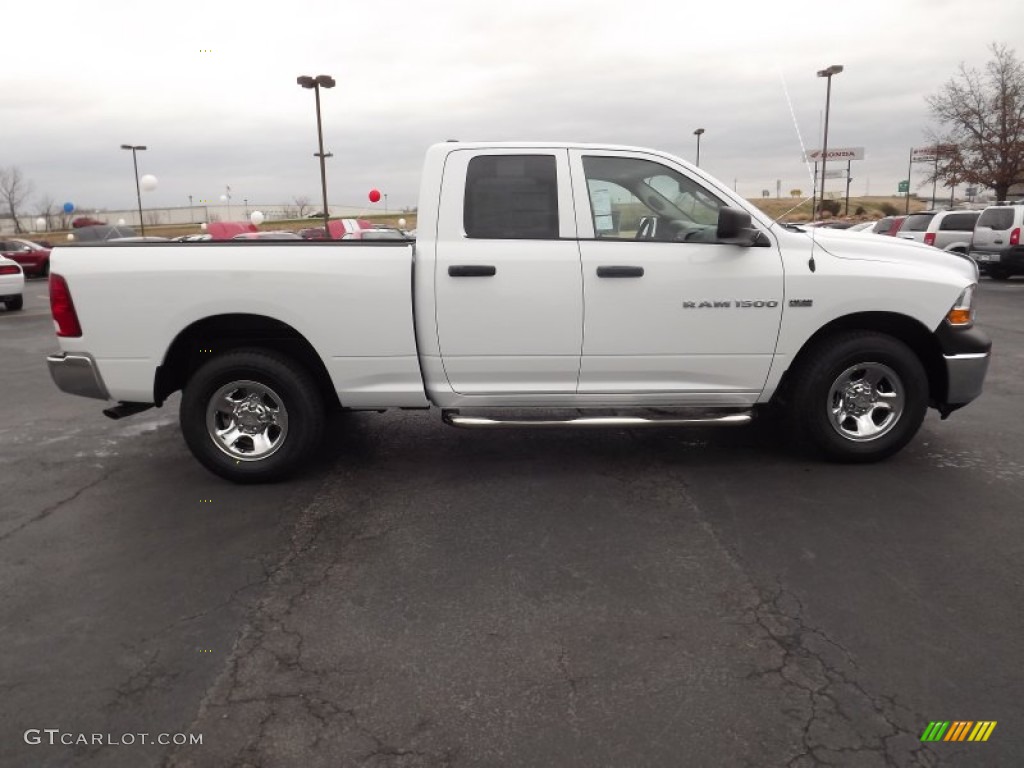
[
  {"left": 0, "top": 238, "right": 52, "bottom": 277},
  {"left": 870, "top": 215, "right": 907, "bottom": 236},
  {"left": 71, "top": 217, "right": 106, "bottom": 228}
]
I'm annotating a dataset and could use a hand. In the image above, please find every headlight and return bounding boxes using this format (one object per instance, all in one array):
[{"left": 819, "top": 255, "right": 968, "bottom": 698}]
[{"left": 946, "top": 284, "right": 976, "bottom": 327}]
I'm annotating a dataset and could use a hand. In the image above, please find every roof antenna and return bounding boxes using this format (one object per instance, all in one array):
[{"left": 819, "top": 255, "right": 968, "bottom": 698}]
[{"left": 777, "top": 69, "right": 819, "bottom": 272}]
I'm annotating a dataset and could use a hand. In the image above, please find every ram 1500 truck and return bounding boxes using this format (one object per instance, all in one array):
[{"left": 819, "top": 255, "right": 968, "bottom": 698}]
[{"left": 46, "top": 142, "right": 991, "bottom": 482}]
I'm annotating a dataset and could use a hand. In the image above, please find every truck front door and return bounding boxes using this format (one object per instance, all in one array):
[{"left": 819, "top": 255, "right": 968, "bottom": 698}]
[
  {"left": 434, "top": 149, "right": 582, "bottom": 394},
  {"left": 568, "top": 150, "right": 784, "bottom": 403}
]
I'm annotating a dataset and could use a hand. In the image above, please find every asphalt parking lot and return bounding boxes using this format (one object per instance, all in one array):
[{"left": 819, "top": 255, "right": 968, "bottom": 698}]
[{"left": 1, "top": 278, "right": 1022, "bottom": 767}]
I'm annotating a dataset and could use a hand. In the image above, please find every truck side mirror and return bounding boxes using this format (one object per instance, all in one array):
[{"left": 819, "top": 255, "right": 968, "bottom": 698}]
[{"left": 716, "top": 207, "right": 762, "bottom": 246}]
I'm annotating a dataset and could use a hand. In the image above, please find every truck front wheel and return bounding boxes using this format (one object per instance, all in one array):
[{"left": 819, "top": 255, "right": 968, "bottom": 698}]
[
  {"left": 788, "top": 332, "right": 928, "bottom": 463},
  {"left": 180, "top": 348, "right": 325, "bottom": 483}
]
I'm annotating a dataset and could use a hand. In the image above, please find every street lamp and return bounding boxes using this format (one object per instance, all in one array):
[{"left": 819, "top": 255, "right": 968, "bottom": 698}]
[
  {"left": 693, "top": 128, "right": 705, "bottom": 167},
  {"left": 297, "top": 74, "right": 336, "bottom": 239},
  {"left": 816, "top": 64, "right": 843, "bottom": 218},
  {"left": 120, "top": 144, "right": 147, "bottom": 236}
]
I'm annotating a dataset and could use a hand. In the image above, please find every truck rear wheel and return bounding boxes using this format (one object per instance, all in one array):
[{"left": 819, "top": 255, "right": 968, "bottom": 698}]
[
  {"left": 788, "top": 332, "right": 928, "bottom": 463},
  {"left": 180, "top": 348, "right": 325, "bottom": 483}
]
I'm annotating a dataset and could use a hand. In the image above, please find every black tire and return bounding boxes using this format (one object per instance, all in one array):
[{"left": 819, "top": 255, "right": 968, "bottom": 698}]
[
  {"left": 787, "top": 331, "right": 928, "bottom": 463},
  {"left": 180, "top": 348, "right": 325, "bottom": 483},
  {"left": 4, "top": 295, "right": 23, "bottom": 311},
  {"left": 40, "top": 260, "right": 50, "bottom": 278},
  {"left": 988, "top": 268, "right": 1011, "bottom": 281}
]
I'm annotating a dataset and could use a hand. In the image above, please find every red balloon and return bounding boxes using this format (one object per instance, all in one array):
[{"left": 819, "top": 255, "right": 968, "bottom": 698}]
[{"left": 368, "top": 189, "right": 381, "bottom": 203}]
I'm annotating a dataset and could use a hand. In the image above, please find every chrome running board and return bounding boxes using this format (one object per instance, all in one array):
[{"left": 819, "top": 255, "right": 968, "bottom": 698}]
[{"left": 441, "top": 410, "right": 752, "bottom": 429}]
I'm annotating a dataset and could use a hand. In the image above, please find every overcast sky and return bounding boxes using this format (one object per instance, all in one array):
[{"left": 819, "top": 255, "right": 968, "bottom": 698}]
[{"left": 3, "top": 0, "right": 1019, "bottom": 214}]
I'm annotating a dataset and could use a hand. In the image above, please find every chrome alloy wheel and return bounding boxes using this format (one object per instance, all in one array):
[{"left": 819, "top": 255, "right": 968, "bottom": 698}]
[
  {"left": 205, "top": 380, "right": 289, "bottom": 461},
  {"left": 826, "top": 362, "right": 905, "bottom": 442}
]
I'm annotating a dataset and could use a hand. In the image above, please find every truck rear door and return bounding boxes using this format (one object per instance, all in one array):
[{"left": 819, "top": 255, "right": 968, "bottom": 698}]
[{"left": 433, "top": 149, "right": 582, "bottom": 394}]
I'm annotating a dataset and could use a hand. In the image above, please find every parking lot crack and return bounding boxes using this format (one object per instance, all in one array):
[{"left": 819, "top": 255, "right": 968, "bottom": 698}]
[
  {"left": 682, "top": 501, "right": 936, "bottom": 768},
  {"left": 744, "top": 584, "right": 938, "bottom": 768},
  {"left": 557, "top": 643, "right": 582, "bottom": 738},
  {"left": 0, "top": 467, "right": 114, "bottom": 544},
  {"left": 108, "top": 649, "right": 182, "bottom": 708}
]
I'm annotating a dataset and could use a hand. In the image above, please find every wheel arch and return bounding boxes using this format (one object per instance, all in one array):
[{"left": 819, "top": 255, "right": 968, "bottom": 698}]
[
  {"left": 775, "top": 312, "right": 946, "bottom": 407},
  {"left": 154, "top": 313, "right": 339, "bottom": 408}
]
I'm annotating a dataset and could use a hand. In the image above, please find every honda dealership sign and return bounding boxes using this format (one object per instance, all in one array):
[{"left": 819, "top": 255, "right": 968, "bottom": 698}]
[{"left": 805, "top": 146, "right": 865, "bottom": 162}]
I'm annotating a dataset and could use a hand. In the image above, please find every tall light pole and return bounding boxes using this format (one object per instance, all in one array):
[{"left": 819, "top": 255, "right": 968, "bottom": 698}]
[
  {"left": 297, "top": 74, "right": 336, "bottom": 239},
  {"left": 120, "top": 144, "right": 147, "bottom": 236},
  {"left": 816, "top": 64, "right": 843, "bottom": 218},
  {"left": 693, "top": 128, "right": 705, "bottom": 167}
]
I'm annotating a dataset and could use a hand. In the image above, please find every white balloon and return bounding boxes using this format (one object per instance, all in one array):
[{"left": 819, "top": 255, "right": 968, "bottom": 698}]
[
  {"left": 219, "top": 195, "right": 228, "bottom": 202},
  {"left": 35, "top": 217, "right": 46, "bottom": 229},
  {"left": 200, "top": 222, "right": 208, "bottom": 230},
  {"left": 398, "top": 218, "right": 407, "bottom": 227},
  {"left": 117, "top": 218, "right": 126, "bottom": 226},
  {"left": 140, "top": 174, "right": 158, "bottom": 192},
  {"left": 66, "top": 233, "right": 75, "bottom": 241},
  {"left": 250, "top": 211, "right": 265, "bottom": 226}
]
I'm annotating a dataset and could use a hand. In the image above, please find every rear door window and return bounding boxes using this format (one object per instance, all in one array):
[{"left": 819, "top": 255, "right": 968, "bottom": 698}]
[
  {"left": 938, "top": 212, "right": 980, "bottom": 231},
  {"left": 902, "top": 213, "right": 935, "bottom": 232},
  {"left": 464, "top": 155, "right": 559, "bottom": 239},
  {"left": 976, "top": 208, "right": 1014, "bottom": 230}
]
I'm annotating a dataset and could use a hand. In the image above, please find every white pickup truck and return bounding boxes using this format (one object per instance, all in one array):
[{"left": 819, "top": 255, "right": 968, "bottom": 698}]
[{"left": 47, "top": 142, "right": 991, "bottom": 482}]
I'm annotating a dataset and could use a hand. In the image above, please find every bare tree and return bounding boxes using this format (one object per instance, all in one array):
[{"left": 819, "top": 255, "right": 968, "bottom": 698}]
[
  {"left": 0, "top": 166, "right": 34, "bottom": 234},
  {"left": 293, "top": 195, "right": 312, "bottom": 218},
  {"left": 918, "top": 134, "right": 970, "bottom": 203},
  {"left": 927, "top": 43, "right": 1024, "bottom": 200}
]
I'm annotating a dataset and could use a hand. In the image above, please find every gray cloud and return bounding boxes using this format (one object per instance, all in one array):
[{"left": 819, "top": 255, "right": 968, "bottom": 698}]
[{"left": 2, "top": 0, "right": 1017, "bottom": 214}]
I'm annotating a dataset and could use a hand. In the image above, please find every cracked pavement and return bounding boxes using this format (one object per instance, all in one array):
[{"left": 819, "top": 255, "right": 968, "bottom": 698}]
[{"left": 2, "top": 283, "right": 1023, "bottom": 767}]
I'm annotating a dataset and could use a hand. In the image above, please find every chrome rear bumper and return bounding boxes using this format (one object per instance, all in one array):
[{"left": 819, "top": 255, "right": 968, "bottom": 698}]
[{"left": 47, "top": 353, "right": 109, "bottom": 400}]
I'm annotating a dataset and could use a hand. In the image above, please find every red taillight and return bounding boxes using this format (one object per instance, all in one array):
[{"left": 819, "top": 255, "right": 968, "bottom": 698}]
[
  {"left": 1011, "top": 227, "right": 1021, "bottom": 246},
  {"left": 49, "top": 274, "right": 82, "bottom": 337},
  {"left": 924, "top": 232, "right": 936, "bottom": 246},
  {"left": 0, "top": 264, "right": 20, "bottom": 275}
]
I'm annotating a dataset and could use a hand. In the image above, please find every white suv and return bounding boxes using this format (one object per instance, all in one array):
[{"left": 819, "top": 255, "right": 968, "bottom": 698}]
[
  {"left": 922, "top": 210, "right": 981, "bottom": 253},
  {"left": 896, "top": 211, "right": 938, "bottom": 243},
  {"left": 970, "top": 204, "right": 1024, "bottom": 280}
]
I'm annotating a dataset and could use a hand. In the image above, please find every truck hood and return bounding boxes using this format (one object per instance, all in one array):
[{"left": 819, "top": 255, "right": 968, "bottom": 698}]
[{"left": 795, "top": 227, "right": 978, "bottom": 281}]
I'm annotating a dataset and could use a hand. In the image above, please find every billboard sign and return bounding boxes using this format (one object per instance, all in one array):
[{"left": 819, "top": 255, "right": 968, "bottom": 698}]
[
  {"left": 912, "top": 144, "right": 957, "bottom": 162},
  {"left": 805, "top": 146, "right": 864, "bottom": 162}
]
